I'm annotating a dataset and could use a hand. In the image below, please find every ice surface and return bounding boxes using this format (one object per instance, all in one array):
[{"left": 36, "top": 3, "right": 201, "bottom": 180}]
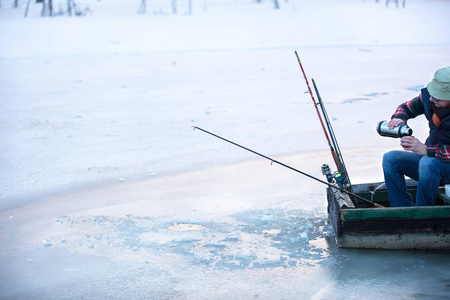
[
  {"left": 1, "top": 0, "right": 449, "bottom": 209},
  {"left": 0, "top": 0, "right": 450, "bottom": 299}
]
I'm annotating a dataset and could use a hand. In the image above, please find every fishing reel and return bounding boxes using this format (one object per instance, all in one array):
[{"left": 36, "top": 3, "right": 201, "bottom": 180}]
[
  {"left": 321, "top": 164, "right": 345, "bottom": 189},
  {"left": 321, "top": 164, "right": 333, "bottom": 183}
]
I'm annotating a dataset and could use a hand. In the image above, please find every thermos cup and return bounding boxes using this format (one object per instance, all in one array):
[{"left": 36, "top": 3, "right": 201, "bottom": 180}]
[{"left": 377, "top": 121, "right": 413, "bottom": 138}]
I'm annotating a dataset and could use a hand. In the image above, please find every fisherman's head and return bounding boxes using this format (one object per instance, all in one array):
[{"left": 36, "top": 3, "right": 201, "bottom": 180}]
[{"left": 428, "top": 66, "right": 450, "bottom": 107}]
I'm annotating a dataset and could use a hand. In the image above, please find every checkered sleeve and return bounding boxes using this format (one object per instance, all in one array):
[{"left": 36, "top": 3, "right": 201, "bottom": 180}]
[
  {"left": 427, "top": 145, "right": 450, "bottom": 162},
  {"left": 391, "top": 94, "right": 424, "bottom": 122}
]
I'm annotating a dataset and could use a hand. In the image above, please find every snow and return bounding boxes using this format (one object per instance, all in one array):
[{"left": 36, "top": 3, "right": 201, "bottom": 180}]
[{"left": 0, "top": 0, "right": 450, "bottom": 298}]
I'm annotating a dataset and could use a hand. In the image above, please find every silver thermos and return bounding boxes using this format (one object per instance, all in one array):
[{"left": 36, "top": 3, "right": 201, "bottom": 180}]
[{"left": 377, "top": 120, "right": 413, "bottom": 138}]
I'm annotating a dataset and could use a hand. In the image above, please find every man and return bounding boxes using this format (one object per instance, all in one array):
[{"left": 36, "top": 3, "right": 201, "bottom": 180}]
[{"left": 382, "top": 66, "right": 450, "bottom": 207}]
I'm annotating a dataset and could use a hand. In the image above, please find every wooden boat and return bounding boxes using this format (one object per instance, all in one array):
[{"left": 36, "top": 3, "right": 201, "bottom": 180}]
[
  {"left": 327, "top": 180, "right": 450, "bottom": 250},
  {"left": 194, "top": 58, "right": 450, "bottom": 250}
]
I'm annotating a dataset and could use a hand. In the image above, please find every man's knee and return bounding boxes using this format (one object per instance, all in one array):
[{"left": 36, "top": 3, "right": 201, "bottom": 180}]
[
  {"left": 418, "top": 156, "right": 447, "bottom": 185},
  {"left": 383, "top": 151, "right": 401, "bottom": 170},
  {"left": 383, "top": 151, "right": 393, "bottom": 166},
  {"left": 419, "top": 156, "right": 440, "bottom": 173}
]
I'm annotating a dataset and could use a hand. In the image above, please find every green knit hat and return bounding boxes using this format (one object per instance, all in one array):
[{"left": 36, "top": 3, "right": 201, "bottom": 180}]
[{"left": 427, "top": 67, "right": 450, "bottom": 101}]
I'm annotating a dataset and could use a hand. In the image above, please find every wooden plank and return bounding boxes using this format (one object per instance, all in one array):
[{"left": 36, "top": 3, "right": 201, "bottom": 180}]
[
  {"left": 340, "top": 216, "right": 450, "bottom": 233},
  {"left": 341, "top": 206, "right": 450, "bottom": 221},
  {"left": 338, "top": 231, "right": 450, "bottom": 250},
  {"left": 331, "top": 187, "right": 355, "bottom": 209},
  {"left": 438, "top": 193, "right": 450, "bottom": 205}
]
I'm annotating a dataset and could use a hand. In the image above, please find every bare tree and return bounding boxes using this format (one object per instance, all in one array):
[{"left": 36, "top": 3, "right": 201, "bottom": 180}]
[
  {"left": 188, "top": 0, "right": 193, "bottom": 14},
  {"left": 67, "top": 0, "right": 75, "bottom": 15},
  {"left": 25, "top": 0, "right": 54, "bottom": 17},
  {"left": 41, "top": 0, "right": 53, "bottom": 16},
  {"left": 25, "top": 0, "right": 31, "bottom": 16},
  {"left": 385, "top": 0, "right": 406, "bottom": 7},
  {"left": 138, "top": 0, "right": 146, "bottom": 14},
  {"left": 255, "top": 0, "right": 279, "bottom": 9},
  {"left": 171, "top": 0, "right": 176, "bottom": 14}
]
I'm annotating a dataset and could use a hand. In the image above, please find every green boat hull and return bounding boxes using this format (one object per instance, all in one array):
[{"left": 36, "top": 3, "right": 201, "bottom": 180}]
[{"left": 327, "top": 181, "right": 450, "bottom": 250}]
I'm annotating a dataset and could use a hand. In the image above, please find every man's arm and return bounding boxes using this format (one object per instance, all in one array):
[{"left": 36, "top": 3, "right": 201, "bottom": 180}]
[
  {"left": 401, "top": 138, "right": 450, "bottom": 162},
  {"left": 391, "top": 94, "right": 425, "bottom": 122}
]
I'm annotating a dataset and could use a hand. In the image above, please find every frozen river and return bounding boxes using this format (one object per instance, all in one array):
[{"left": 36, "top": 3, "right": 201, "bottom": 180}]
[{"left": 1, "top": 0, "right": 450, "bottom": 298}]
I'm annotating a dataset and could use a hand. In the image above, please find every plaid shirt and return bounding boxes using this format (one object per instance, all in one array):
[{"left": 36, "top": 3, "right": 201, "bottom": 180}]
[{"left": 392, "top": 94, "right": 450, "bottom": 162}]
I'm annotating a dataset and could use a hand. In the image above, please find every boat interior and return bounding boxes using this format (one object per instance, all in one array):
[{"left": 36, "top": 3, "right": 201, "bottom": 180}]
[{"left": 348, "top": 180, "right": 450, "bottom": 209}]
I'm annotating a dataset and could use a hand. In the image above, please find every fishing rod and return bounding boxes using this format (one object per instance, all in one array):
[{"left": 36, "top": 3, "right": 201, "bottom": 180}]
[
  {"left": 294, "top": 51, "right": 357, "bottom": 206},
  {"left": 294, "top": 51, "right": 341, "bottom": 178},
  {"left": 192, "top": 126, "right": 383, "bottom": 208},
  {"left": 312, "top": 78, "right": 352, "bottom": 190}
]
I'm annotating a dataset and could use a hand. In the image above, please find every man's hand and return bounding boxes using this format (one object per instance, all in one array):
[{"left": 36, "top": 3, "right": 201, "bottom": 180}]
[
  {"left": 388, "top": 118, "right": 405, "bottom": 129},
  {"left": 400, "top": 136, "right": 427, "bottom": 155}
]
